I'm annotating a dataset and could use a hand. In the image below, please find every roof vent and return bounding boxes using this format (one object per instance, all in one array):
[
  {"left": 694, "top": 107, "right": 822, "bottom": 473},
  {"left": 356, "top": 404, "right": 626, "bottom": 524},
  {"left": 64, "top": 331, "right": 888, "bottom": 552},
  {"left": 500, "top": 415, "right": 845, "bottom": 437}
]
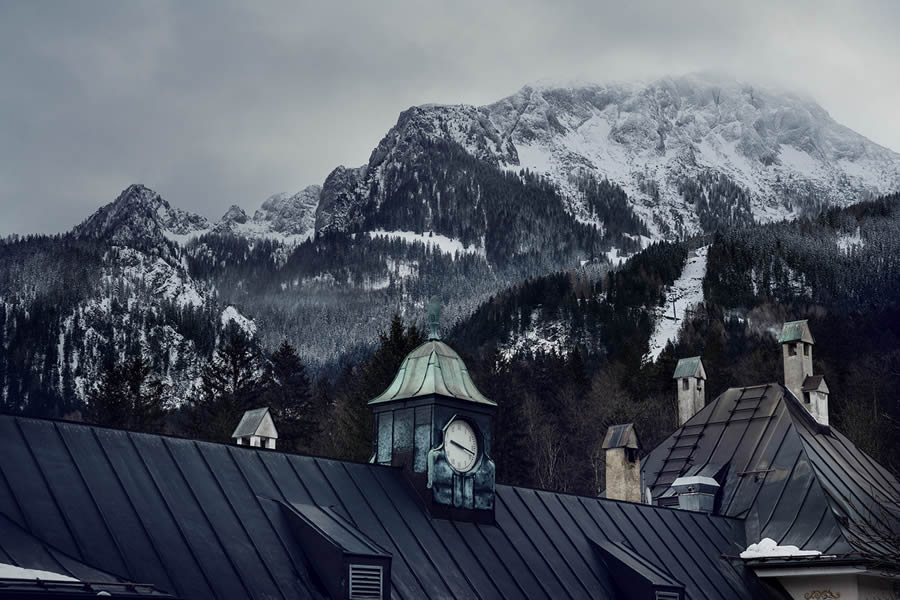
[
  {"left": 671, "top": 475, "right": 719, "bottom": 513},
  {"left": 655, "top": 591, "right": 682, "bottom": 600},
  {"left": 349, "top": 564, "right": 383, "bottom": 599}
]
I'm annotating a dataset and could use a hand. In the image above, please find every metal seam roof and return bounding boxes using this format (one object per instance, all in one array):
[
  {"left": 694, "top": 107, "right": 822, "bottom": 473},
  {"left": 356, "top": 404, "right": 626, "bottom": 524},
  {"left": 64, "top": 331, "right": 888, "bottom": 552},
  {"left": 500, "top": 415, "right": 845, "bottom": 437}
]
[
  {"left": 0, "top": 415, "right": 773, "bottom": 599},
  {"left": 369, "top": 341, "right": 495, "bottom": 406},
  {"left": 642, "top": 383, "right": 900, "bottom": 561}
]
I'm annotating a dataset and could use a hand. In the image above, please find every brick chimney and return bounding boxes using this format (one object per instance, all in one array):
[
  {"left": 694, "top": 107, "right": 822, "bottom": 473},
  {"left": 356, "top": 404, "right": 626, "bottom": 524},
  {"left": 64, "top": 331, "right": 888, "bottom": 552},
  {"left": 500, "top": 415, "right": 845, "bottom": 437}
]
[
  {"left": 673, "top": 356, "right": 706, "bottom": 425},
  {"left": 602, "top": 424, "right": 642, "bottom": 503}
]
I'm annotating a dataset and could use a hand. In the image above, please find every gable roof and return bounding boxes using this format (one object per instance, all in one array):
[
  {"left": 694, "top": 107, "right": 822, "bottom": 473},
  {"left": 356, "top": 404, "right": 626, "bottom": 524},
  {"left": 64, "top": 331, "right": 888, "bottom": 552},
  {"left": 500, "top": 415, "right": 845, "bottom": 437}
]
[
  {"left": 801, "top": 375, "right": 827, "bottom": 392},
  {"left": 0, "top": 415, "right": 771, "bottom": 599},
  {"left": 642, "top": 383, "right": 900, "bottom": 565},
  {"left": 777, "top": 320, "right": 814, "bottom": 344},
  {"left": 231, "top": 407, "right": 275, "bottom": 439},
  {"left": 673, "top": 356, "right": 706, "bottom": 380},
  {"left": 369, "top": 340, "right": 495, "bottom": 406},
  {"left": 601, "top": 424, "right": 640, "bottom": 450}
]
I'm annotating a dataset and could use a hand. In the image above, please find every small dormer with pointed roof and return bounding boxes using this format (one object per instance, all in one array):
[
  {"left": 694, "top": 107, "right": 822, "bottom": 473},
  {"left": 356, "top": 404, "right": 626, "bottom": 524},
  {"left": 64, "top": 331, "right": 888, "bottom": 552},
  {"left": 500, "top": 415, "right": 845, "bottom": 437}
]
[
  {"left": 369, "top": 300, "right": 497, "bottom": 522},
  {"left": 673, "top": 356, "right": 706, "bottom": 425},
  {"left": 232, "top": 407, "right": 278, "bottom": 449}
]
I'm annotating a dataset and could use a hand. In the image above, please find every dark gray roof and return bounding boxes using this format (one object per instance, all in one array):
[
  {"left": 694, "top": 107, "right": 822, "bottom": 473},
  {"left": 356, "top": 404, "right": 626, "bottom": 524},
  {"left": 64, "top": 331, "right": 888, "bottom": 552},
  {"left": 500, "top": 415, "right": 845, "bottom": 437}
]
[
  {"left": 0, "top": 415, "right": 772, "bottom": 599},
  {"left": 591, "top": 538, "right": 682, "bottom": 596},
  {"left": 0, "top": 513, "right": 174, "bottom": 597},
  {"left": 231, "top": 407, "right": 272, "bottom": 439},
  {"left": 642, "top": 383, "right": 900, "bottom": 565},
  {"left": 369, "top": 340, "right": 495, "bottom": 406},
  {"left": 777, "top": 320, "right": 814, "bottom": 344},
  {"left": 601, "top": 424, "right": 640, "bottom": 450},
  {"left": 673, "top": 356, "right": 705, "bottom": 380},
  {"left": 801, "top": 375, "right": 826, "bottom": 391}
]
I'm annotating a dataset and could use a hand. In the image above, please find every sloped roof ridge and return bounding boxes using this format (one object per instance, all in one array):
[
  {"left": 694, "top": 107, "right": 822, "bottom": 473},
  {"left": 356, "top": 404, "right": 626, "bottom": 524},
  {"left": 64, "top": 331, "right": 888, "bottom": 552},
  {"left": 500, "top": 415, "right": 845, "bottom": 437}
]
[
  {"left": 0, "top": 413, "right": 752, "bottom": 525},
  {"left": 781, "top": 393, "right": 900, "bottom": 558}
]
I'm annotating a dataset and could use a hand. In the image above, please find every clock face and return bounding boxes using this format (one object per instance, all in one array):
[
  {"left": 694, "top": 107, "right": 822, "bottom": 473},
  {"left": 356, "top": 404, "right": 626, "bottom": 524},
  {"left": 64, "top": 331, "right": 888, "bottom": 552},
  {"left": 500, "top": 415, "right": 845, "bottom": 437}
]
[{"left": 444, "top": 419, "right": 479, "bottom": 473}]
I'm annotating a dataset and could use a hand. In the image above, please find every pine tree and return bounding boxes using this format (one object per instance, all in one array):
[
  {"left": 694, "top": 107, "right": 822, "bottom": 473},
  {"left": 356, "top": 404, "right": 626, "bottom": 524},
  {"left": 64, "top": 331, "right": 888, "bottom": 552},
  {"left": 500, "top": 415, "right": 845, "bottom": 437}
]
[
  {"left": 260, "top": 340, "right": 316, "bottom": 452},
  {"left": 190, "top": 321, "right": 262, "bottom": 442},
  {"left": 330, "top": 315, "right": 424, "bottom": 461},
  {"left": 85, "top": 354, "right": 167, "bottom": 432},
  {"left": 86, "top": 358, "right": 130, "bottom": 429}
]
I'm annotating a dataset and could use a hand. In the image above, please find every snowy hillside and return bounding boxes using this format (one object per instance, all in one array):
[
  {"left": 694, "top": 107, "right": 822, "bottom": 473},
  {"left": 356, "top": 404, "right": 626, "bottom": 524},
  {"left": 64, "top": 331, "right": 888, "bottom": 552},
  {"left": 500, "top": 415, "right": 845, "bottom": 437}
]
[
  {"left": 485, "top": 75, "right": 900, "bottom": 236},
  {"left": 644, "top": 245, "right": 708, "bottom": 362}
]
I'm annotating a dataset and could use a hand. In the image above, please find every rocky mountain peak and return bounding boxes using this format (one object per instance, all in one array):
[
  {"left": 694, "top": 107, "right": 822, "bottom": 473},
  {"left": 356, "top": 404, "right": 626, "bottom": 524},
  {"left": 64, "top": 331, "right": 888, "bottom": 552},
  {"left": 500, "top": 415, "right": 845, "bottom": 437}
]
[
  {"left": 72, "top": 184, "right": 210, "bottom": 247},
  {"left": 220, "top": 205, "right": 249, "bottom": 224},
  {"left": 253, "top": 185, "right": 321, "bottom": 235}
]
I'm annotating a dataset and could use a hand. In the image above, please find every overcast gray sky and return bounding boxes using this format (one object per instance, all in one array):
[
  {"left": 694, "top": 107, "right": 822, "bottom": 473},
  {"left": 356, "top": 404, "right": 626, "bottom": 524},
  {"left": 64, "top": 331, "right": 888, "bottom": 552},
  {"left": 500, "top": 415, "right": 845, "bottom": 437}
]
[{"left": 1, "top": 0, "right": 898, "bottom": 235}]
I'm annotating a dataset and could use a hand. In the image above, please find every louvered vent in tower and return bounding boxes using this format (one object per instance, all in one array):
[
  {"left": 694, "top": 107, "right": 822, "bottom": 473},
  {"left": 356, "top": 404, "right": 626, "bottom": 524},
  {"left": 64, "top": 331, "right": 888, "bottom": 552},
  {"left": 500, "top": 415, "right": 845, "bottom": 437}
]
[{"left": 349, "top": 564, "right": 383, "bottom": 599}]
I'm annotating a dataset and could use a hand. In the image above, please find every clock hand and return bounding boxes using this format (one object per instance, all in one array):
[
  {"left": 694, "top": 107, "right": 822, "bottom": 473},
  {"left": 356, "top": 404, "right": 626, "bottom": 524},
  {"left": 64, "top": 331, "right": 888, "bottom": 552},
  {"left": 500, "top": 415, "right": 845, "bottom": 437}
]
[{"left": 450, "top": 440, "right": 475, "bottom": 456}]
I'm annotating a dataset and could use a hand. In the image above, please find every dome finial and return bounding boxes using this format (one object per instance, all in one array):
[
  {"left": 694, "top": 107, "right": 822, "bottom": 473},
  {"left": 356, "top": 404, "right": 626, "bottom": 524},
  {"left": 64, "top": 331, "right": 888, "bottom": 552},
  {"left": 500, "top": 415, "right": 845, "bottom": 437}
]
[{"left": 427, "top": 296, "right": 442, "bottom": 340}]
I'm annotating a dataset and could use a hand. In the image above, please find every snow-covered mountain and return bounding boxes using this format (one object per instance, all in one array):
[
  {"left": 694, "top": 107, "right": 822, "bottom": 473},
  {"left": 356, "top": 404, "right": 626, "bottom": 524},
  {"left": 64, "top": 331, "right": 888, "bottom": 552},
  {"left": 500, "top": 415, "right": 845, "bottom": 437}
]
[
  {"left": 72, "top": 184, "right": 211, "bottom": 249},
  {"left": 215, "top": 185, "right": 321, "bottom": 243},
  {"left": 73, "top": 183, "right": 323, "bottom": 249},
  {"left": 317, "top": 73, "right": 900, "bottom": 238}
]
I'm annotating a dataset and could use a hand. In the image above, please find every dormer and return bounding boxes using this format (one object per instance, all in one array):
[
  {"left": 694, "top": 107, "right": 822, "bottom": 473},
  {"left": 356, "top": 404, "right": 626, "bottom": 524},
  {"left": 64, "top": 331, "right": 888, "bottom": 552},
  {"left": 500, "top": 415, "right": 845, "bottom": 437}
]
[
  {"left": 278, "top": 501, "right": 392, "bottom": 600},
  {"left": 232, "top": 407, "right": 278, "bottom": 449},
  {"left": 672, "top": 356, "right": 706, "bottom": 425}
]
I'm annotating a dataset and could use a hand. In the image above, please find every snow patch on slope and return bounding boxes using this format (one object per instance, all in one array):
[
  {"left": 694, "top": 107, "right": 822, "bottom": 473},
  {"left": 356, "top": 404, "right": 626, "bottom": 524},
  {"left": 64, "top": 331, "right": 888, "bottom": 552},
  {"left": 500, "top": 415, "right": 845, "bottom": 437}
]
[
  {"left": 644, "top": 246, "right": 708, "bottom": 363},
  {"left": 221, "top": 306, "right": 256, "bottom": 336},
  {"left": 837, "top": 227, "right": 864, "bottom": 253},
  {"left": 368, "top": 230, "right": 485, "bottom": 258},
  {"left": 500, "top": 312, "right": 569, "bottom": 360}
]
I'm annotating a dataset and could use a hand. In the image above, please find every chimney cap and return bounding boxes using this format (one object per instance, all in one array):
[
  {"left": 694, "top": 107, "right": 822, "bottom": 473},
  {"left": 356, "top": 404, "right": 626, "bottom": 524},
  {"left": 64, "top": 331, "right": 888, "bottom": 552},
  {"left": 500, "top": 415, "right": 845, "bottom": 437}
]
[
  {"left": 602, "top": 423, "right": 640, "bottom": 450},
  {"left": 778, "top": 320, "right": 814, "bottom": 344},
  {"left": 672, "top": 356, "right": 705, "bottom": 380}
]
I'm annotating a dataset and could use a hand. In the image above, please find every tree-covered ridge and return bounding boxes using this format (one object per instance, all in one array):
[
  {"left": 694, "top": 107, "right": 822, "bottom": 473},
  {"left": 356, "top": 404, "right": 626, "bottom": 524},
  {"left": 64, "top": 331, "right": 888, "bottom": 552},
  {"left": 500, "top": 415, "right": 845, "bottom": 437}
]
[
  {"left": 705, "top": 192, "right": 900, "bottom": 311},
  {"left": 677, "top": 170, "right": 755, "bottom": 233}
]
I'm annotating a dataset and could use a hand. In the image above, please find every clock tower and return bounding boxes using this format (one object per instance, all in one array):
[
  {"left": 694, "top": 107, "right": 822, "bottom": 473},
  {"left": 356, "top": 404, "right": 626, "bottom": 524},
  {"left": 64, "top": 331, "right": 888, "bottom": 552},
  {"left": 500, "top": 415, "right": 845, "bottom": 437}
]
[{"left": 369, "top": 298, "right": 497, "bottom": 523}]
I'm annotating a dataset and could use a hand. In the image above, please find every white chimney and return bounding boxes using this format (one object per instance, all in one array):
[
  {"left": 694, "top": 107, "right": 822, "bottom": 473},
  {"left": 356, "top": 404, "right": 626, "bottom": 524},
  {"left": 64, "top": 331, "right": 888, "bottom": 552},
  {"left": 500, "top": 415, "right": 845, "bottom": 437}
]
[
  {"left": 673, "top": 357, "right": 706, "bottom": 425},
  {"left": 778, "top": 321, "right": 828, "bottom": 426},
  {"left": 231, "top": 407, "right": 279, "bottom": 450},
  {"left": 601, "top": 424, "right": 642, "bottom": 503}
]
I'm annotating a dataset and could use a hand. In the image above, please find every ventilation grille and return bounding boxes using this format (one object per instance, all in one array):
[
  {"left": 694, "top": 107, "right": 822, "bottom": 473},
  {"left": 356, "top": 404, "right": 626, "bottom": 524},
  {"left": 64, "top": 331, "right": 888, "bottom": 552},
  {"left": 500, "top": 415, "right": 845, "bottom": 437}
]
[
  {"left": 655, "top": 591, "right": 681, "bottom": 600},
  {"left": 349, "top": 564, "right": 383, "bottom": 599}
]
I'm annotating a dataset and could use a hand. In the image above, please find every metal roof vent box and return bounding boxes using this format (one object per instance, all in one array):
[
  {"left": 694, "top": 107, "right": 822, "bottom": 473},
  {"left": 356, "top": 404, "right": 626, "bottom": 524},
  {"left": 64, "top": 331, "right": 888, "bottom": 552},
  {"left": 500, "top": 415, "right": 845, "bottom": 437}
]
[
  {"left": 278, "top": 501, "right": 391, "bottom": 600},
  {"left": 671, "top": 475, "right": 720, "bottom": 513}
]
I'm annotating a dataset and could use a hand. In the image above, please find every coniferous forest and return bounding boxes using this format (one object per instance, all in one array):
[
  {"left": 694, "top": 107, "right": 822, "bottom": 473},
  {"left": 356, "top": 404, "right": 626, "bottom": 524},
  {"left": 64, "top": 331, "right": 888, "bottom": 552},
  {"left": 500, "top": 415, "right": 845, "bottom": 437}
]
[{"left": 2, "top": 192, "right": 900, "bottom": 497}]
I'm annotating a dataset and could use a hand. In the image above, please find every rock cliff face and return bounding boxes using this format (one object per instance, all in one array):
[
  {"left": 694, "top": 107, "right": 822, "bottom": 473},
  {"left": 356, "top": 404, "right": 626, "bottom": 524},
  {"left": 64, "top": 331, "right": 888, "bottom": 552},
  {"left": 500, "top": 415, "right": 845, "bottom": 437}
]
[
  {"left": 72, "top": 184, "right": 210, "bottom": 248},
  {"left": 316, "top": 73, "right": 900, "bottom": 238}
]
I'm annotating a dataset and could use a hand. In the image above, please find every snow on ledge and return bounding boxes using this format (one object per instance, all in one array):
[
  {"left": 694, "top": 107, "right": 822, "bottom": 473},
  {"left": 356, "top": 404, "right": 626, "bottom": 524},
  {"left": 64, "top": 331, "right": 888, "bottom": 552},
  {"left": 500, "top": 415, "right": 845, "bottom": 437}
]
[
  {"left": 0, "top": 563, "right": 78, "bottom": 581},
  {"left": 740, "top": 538, "right": 821, "bottom": 559},
  {"left": 221, "top": 306, "right": 257, "bottom": 336},
  {"left": 367, "top": 230, "right": 485, "bottom": 258}
]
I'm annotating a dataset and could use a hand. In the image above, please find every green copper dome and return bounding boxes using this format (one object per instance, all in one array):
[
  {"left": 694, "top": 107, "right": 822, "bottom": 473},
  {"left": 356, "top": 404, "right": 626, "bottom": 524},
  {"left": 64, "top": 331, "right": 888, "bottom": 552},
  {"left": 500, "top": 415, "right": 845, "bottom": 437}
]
[{"left": 369, "top": 340, "right": 495, "bottom": 406}]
